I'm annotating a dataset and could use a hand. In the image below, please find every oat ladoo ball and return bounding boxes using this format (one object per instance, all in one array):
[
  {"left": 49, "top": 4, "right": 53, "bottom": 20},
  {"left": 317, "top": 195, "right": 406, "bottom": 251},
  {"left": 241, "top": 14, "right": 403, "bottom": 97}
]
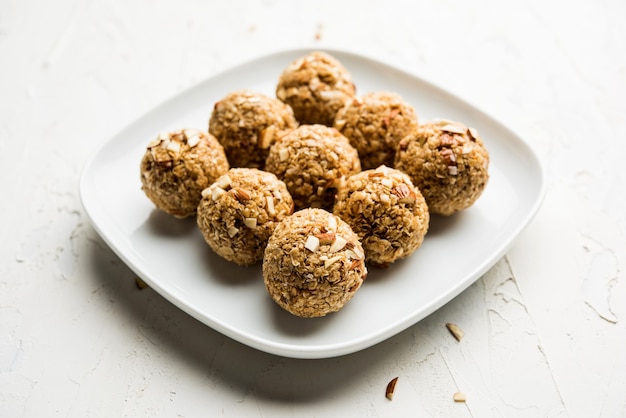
[
  {"left": 208, "top": 90, "right": 297, "bottom": 169},
  {"left": 394, "top": 119, "right": 490, "bottom": 216},
  {"left": 334, "top": 91, "right": 419, "bottom": 170},
  {"left": 265, "top": 124, "right": 361, "bottom": 210},
  {"left": 334, "top": 165, "right": 429, "bottom": 266},
  {"left": 140, "top": 129, "right": 229, "bottom": 218},
  {"left": 276, "top": 51, "right": 356, "bottom": 126},
  {"left": 263, "top": 208, "right": 367, "bottom": 318},
  {"left": 196, "top": 168, "right": 294, "bottom": 265}
]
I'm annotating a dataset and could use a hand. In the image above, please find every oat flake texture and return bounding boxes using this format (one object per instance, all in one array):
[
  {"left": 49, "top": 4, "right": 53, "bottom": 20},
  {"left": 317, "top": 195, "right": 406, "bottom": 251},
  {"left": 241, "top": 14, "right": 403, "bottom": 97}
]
[
  {"left": 334, "top": 91, "right": 419, "bottom": 170},
  {"left": 140, "top": 129, "right": 229, "bottom": 218},
  {"left": 265, "top": 124, "right": 361, "bottom": 211},
  {"left": 333, "top": 165, "right": 429, "bottom": 266},
  {"left": 276, "top": 51, "right": 356, "bottom": 126},
  {"left": 197, "top": 168, "right": 294, "bottom": 266},
  {"left": 209, "top": 89, "right": 297, "bottom": 169},
  {"left": 263, "top": 208, "right": 367, "bottom": 318},
  {"left": 394, "top": 119, "right": 490, "bottom": 216}
]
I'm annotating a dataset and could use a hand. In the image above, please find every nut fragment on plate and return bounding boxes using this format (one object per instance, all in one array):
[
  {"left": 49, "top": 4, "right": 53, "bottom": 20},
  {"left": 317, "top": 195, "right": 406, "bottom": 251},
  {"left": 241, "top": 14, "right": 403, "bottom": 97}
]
[
  {"left": 197, "top": 168, "right": 294, "bottom": 266},
  {"left": 276, "top": 51, "right": 356, "bottom": 126},
  {"left": 385, "top": 377, "right": 399, "bottom": 400},
  {"left": 394, "top": 119, "right": 490, "bottom": 216},
  {"left": 209, "top": 90, "right": 297, "bottom": 169},
  {"left": 265, "top": 124, "right": 361, "bottom": 210},
  {"left": 263, "top": 208, "right": 367, "bottom": 317},
  {"left": 140, "top": 129, "right": 229, "bottom": 218},
  {"left": 334, "top": 91, "right": 418, "bottom": 169},
  {"left": 333, "top": 165, "right": 429, "bottom": 266},
  {"left": 446, "top": 322, "right": 464, "bottom": 342}
]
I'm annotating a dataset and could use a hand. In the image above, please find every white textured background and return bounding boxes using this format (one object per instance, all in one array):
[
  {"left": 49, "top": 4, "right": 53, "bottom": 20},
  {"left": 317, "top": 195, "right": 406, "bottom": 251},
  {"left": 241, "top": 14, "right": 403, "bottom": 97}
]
[{"left": 2, "top": 0, "right": 626, "bottom": 416}]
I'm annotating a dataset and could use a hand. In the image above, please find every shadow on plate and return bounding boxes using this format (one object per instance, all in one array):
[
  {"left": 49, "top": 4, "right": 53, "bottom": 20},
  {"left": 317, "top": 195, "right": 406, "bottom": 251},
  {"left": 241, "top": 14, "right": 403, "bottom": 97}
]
[
  {"left": 197, "top": 243, "right": 262, "bottom": 285},
  {"left": 426, "top": 212, "right": 467, "bottom": 236},
  {"left": 145, "top": 208, "right": 197, "bottom": 237},
  {"left": 266, "top": 295, "right": 338, "bottom": 336}
]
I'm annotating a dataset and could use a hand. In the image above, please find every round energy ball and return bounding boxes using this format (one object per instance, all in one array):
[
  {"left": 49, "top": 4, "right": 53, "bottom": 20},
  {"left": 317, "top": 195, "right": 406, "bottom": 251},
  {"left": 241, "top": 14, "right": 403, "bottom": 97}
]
[
  {"left": 394, "top": 119, "right": 490, "bottom": 216},
  {"left": 263, "top": 208, "right": 367, "bottom": 318},
  {"left": 334, "top": 91, "right": 419, "bottom": 170},
  {"left": 208, "top": 90, "right": 298, "bottom": 169},
  {"left": 333, "top": 165, "right": 429, "bottom": 266},
  {"left": 264, "top": 124, "right": 361, "bottom": 210},
  {"left": 196, "top": 168, "right": 294, "bottom": 265},
  {"left": 276, "top": 51, "right": 356, "bottom": 126},
  {"left": 140, "top": 129, "right": 229, "bottom": 218}
]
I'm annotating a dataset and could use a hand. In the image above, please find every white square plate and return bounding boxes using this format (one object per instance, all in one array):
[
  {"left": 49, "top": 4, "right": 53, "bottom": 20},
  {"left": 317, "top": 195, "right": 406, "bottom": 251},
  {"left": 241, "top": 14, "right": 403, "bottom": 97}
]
[{"left": 79, "top": 48, "right": 545, "bottom": 359}]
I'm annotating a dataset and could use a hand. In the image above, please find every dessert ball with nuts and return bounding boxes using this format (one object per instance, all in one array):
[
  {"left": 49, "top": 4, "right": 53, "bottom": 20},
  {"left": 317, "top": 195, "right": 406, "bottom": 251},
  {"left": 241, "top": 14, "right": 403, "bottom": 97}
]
[
  {"left": 276, "top": 51, "right": 356, "bottom": 126},
  {"left": 197, "top": 168, "right": 294, "bottom": 265},
  {"left": 263, "top": 208, "right": 367, "bottom": 318},
  {"left": 208, "top": 90, "right": 298, "bottom": 169},
  {"left": 334, "top": 91, "right": 419, "bottom": 170},
  {"left": 140, "top": 129, "right": 229, "bottom": 218},
  {"left": 333, "top": 165, "right": 429, "bottom": 266},
  {"left": 265, "top": 124, "right": 361, "bottom": 210},
  {"left": 394, "top": 119, "right": 490, "bottom": 216}
]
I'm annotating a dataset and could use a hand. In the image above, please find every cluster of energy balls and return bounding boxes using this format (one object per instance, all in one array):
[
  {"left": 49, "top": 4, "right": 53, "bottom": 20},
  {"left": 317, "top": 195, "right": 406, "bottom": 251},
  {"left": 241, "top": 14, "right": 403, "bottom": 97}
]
[{"left": 139, "top": 51, "right": 490, "bottom": 318}]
